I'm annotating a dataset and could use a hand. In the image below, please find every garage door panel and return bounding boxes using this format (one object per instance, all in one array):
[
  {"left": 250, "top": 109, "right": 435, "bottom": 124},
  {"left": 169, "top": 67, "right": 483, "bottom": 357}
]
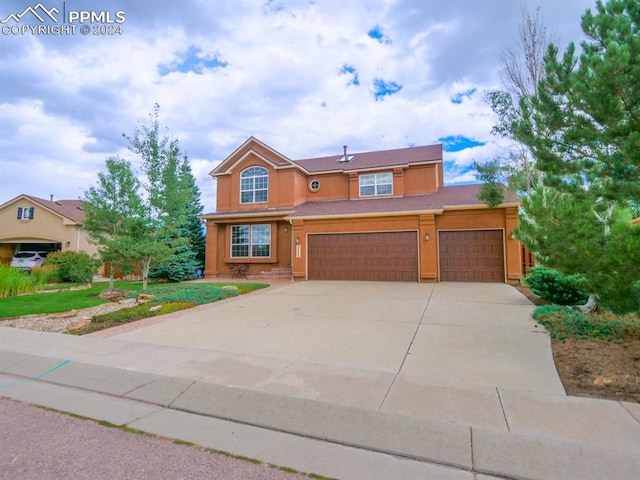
[
  {"left": 439, "top": 230, "right": 505, "bottom": 283},
  {"left": 308, "top": 232, "right": 418, "bottom": 282}
]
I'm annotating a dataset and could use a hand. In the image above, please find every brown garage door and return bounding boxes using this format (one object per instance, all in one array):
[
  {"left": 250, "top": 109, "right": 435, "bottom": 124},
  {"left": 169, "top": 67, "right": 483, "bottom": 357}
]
[
  {"left": 308, "top": 232, "right": 418, "bottom": 281},
  {"left": 439, "top": 230, "right": 505, "bottom": 282}
]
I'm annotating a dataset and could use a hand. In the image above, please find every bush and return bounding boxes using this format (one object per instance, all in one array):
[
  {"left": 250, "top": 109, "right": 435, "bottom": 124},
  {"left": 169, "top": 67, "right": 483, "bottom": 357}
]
[
  {"left": 91, "top": 301, "right": 196, "bottom": 324},
  {"left": 525, "top": 266, "right": 588, "bottom": 306},
  {"left": 45, "top": 251, "right": 100, "bottom": 284},
  {"left": 30, "top": 264, "right": 60, "bottom": 287},
  {"left": 532, "top": 304, "right": 640, "bottom": 340},
  {"left": 130, "top": 284, "right": 238, "bottom": 305}
]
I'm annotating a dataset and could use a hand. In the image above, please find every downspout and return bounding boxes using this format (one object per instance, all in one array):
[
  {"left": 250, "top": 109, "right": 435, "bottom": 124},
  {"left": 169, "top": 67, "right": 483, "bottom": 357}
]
[{"left": 288, "top": 218, "right": 294, "bottom": 269}]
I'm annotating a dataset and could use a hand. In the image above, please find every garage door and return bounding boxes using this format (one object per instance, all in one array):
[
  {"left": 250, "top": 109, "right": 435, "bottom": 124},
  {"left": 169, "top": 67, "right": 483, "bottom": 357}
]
[
  {"left": 439, "top": 230, "right": 505, "bottom": 282},
  {"left": 308, "top": 232, "right": 418, "bottom": 281}
]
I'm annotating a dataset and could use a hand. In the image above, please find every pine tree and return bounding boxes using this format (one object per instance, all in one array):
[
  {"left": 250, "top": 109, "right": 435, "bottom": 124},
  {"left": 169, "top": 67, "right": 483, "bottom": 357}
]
[
  {"left": 125, "top": 104, "right": 204, "bottom": 283},
  {"left": 513, "top": 0, "right": 640, "bottom": 312}
]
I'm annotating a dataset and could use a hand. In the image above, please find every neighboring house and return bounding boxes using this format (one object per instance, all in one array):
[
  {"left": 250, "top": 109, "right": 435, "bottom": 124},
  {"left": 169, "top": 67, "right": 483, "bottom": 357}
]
[
  {"left": 0, "top": 194, "right": 97, "bottom": 264},
  {"left": 202, "top": 137, "right": 524, "bottom": 283}
]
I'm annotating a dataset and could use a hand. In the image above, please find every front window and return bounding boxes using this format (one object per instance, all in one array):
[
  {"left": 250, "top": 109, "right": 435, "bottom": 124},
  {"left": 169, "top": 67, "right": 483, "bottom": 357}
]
[
  {"left": 240, "top": 166, "right": 268, "bottom": 204},
  {"left": 231, "top": 224, "right": 271, "bottom": 257},
  {"left": 359, "top": 172, "right": 393, "bottom": 197}
]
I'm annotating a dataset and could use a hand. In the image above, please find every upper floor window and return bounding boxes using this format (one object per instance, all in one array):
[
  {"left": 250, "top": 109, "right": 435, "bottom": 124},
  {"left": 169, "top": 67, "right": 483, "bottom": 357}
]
[
  {"left": 359, "top": 172, "right": 393, "bottom": 197},
  {"left": 17, "top": 207, "right": 34, "bottom": 220},
  {"left": 240, "top": 166, "right": 268, "bottom": 204}
]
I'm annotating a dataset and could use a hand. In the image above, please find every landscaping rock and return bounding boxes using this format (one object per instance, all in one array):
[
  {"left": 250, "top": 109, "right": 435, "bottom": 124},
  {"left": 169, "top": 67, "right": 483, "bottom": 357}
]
[
  {"left": 222, "top": 285, "right": 239, "bottom": 292},
  {"left": 98, "top": 288, "right": 129, "bottom": 302},
  {"left": 137, "top": 293, "right": 156, "bottom": 302}
]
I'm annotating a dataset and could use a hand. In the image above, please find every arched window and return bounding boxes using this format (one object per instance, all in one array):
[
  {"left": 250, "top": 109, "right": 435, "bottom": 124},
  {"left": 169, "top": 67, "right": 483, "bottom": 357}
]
[{"left": 240, "top": 166, "right": 268, "bottom": 204}]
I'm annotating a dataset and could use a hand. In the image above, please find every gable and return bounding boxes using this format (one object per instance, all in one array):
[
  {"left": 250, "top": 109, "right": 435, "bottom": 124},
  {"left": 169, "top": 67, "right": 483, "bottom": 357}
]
[
  {"left": 210, "top": 136, "right": 298, "bottom": 177},
  {"left": 0, "top": 195, "right": 84, "bottom": 224}
]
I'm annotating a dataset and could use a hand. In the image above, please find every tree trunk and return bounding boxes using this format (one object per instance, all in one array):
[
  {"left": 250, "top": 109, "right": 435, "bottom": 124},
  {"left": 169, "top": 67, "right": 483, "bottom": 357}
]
[
  {"left": 142, "top": 258, "right": 151, "bottom": 290},
  {"left": 109, "top": 262, "right": 115, "bottom": 290}
]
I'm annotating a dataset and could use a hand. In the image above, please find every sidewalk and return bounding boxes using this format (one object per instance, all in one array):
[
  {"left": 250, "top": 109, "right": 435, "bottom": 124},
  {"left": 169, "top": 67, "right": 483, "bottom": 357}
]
[{"left": 1, "top": 281, "right": 640, "bottom": 479}]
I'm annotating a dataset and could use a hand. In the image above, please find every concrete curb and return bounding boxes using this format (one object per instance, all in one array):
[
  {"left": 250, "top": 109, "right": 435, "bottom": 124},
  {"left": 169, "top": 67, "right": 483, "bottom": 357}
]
[{"left": 2, "top": 351, "right": 639, "bottom": 480}]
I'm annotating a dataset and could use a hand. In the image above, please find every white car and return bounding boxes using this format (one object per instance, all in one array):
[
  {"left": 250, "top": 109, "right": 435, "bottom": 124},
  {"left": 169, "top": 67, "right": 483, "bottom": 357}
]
[{"left": 10, "top": 251, "right": 48, "bottom": 271}]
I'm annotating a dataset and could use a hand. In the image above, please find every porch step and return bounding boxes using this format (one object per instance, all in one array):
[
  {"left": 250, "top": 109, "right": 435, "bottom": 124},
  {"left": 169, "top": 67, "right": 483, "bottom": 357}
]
[{"left": 249, "top": 266, "right": 292, "bottom": 280}]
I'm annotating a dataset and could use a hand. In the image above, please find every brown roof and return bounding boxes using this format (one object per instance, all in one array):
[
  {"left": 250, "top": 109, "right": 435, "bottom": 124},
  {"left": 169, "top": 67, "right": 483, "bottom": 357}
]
[
  {"left": 25, "top": 195, "right": 86, "bottom": 223},
  {"left": 294, "top": 144, "right": 443, "bottom": 173},
  {"left": 202, "top": 184, "right": 520, "bottom": 219},
  {"left": 290, "top": 185, "right": 518, "bottom": 218}
]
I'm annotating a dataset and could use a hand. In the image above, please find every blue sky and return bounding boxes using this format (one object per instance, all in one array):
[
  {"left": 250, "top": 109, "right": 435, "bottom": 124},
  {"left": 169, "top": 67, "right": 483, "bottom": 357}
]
[{"left": 0, "top": 0, "right": 595, "bottom": 212}]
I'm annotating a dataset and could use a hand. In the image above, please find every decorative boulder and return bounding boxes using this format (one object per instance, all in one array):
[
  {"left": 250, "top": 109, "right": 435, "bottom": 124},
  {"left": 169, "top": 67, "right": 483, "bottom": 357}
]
[
  {"left": 137, "top": 293, "right": 156, "bottom": 303},
  {"left": 98, "top": 288, "right": 129, "bottom": 302}
]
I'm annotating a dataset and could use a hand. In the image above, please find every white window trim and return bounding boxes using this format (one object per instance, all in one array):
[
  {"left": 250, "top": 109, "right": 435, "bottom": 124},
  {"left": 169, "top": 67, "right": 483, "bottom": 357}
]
[
  {"left": 231, "top": 224, "right": 272, "bottom": 258},
  {"left": 240, "top": 167, "right": 269, "bottom": 204},
  {"left": 17, "top": 206, "right": 34, "bottom": 220},
  {"left": 359, "top": 172, "right": 393, "bottom": 197}
]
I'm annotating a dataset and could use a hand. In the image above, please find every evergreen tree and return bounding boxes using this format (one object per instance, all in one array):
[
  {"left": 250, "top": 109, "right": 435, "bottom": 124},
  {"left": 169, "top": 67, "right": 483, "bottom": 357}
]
[
  {"left": 84, "top": 105, "right": 205, "bottom": 289},
  {"left": 513, "top": 0, "right": 640, "bottom": 313},
  {"left": 125, "top": 104, "right": 204, "bottom": 283}
]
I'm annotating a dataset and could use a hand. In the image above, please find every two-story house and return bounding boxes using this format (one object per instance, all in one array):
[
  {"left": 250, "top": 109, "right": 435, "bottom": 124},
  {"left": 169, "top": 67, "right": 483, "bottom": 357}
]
[
  {"left": 0, "top": 194, "right": 98, "bottom": 264},
  {"left": 202, "top": 137, "right": 523, "bottom": 283}
]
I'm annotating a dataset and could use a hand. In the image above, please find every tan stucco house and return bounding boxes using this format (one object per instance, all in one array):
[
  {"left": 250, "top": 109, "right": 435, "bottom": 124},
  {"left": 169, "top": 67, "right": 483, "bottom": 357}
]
[
  {"left": 202, "top": 137, "right": 525, "bottom": 283},
  {"left": 0, "top": 194, "right": 97, "bottom": 265}
]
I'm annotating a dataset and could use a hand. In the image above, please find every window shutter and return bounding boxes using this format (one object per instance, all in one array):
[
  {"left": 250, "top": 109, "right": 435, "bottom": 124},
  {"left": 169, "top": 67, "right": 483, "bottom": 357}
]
[
  {"left": 17, "top": 207, "right": 23, "bottom": 219},
  {"left": 28, "top": 207, "right": 34, "bottom": 219}
]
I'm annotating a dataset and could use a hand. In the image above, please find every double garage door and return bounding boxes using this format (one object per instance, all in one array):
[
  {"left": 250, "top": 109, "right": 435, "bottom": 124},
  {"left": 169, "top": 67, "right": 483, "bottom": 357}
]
[
  {"left": 307, "top": 230, "right": 505, "bottom": 283},
  {"left": 308, "top": 232, "right": 418, "bottom": 282}
]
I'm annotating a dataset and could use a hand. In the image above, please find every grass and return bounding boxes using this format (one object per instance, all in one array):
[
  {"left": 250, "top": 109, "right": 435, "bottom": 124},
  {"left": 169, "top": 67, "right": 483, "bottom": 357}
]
[
  {"left": 0, "top": 265, "right": 40, "bottom": 297},
  {"left": 532, "top": 304, "right": 640, "bottom": 340},
  {"left": 0, "top": 280, "right": 146, "bottom": 318},
  {"left": 0, "top": 281, "right": 268, "bottom": 319}
]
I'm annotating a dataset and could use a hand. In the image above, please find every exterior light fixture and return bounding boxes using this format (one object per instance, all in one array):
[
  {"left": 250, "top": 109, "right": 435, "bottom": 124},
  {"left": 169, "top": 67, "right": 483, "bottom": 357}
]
[
  {"left": 424, "top": 233, "right": 430, "bottom": 241},
  {"left": 296, "top": 236, "right": 300, "bottom": 244}
]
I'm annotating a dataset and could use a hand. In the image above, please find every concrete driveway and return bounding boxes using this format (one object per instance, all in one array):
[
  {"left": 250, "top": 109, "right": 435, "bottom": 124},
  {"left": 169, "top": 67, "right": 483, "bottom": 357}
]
[
  {"left": 94, "top": 280, "right": 565, "bottom": 429},
  {"left": 4, "top": 281, "right": 640, "bottom": 480}
]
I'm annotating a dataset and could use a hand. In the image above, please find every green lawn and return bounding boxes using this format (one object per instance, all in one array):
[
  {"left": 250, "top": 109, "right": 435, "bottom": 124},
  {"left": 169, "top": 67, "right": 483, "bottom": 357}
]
[{"left": 0, "top": 281, "right": 268, "bottom": 319}]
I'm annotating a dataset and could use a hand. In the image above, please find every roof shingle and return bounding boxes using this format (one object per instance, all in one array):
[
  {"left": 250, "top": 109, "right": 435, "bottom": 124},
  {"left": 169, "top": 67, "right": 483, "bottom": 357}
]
[
  {"left": 293, "top": 144, "right": 443, "bottom": 173},
  {"left": 25, "top": 196, "right": 85, "bottom": 223}
]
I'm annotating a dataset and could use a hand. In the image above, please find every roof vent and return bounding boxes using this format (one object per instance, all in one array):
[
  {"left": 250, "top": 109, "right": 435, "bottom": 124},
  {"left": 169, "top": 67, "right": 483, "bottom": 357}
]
[
  {"left": 338, "top": 145, "right": 354, "bottom": 162},
  {"left": 55, "top": 201, "right": 63, "bottom": 205}
]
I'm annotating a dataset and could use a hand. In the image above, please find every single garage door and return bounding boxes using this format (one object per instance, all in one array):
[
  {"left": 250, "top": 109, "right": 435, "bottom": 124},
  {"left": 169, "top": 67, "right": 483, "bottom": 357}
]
[
  {"left": 439, "top": 230, "right": 505, "bottom": 282},
  {"left": 308, "top": 231, "right": 418, "bottom": 281}
]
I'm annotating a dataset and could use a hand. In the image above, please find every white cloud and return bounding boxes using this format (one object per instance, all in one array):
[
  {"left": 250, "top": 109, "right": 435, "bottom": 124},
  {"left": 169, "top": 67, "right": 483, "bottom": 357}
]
[{"left": 0, "top": 0, "right": 595, "bottom": 212}]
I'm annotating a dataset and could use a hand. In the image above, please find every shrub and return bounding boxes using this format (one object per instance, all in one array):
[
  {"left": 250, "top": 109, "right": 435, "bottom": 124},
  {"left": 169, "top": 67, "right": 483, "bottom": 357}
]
[
  {"left": 46, "top": 251, "right": 100, "bottom": 284},
  {"left": 129, "top": 284, "right": 239, "bottom": 305},
  {"left": 91, "top": 301, "right": 196, "bottom": 324},
  {"left": 30, "top": 264, "right": 60, "bottom": 287},
  {"left": 0, "top": 264, "right": 36, "bottom": 297},
  {"left": 525, "top": 266, "right": 588, "bottom": 306},
  {"left": 532, "top": 304, "right": 640, "bottom": 340}
]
